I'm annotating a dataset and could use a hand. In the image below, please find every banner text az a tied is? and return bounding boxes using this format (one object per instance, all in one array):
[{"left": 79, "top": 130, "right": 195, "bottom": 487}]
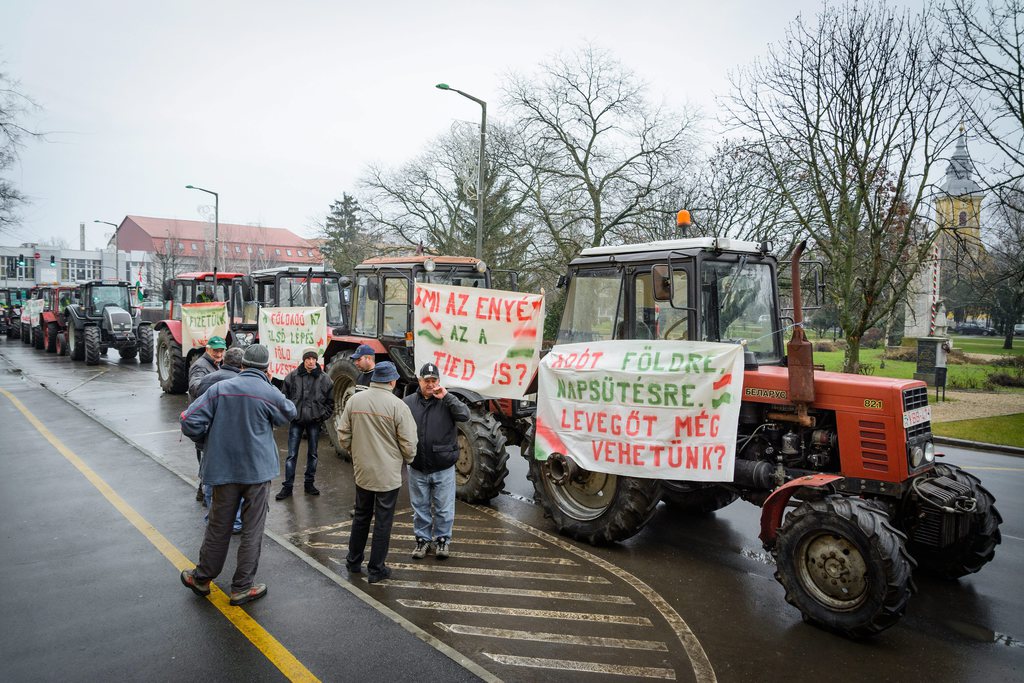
[
  {"left": 413, "top": 283, "right": 544, "bottom": 400},
  {"left": 534, "top": 340, "right": 746, "bottom": 482}
]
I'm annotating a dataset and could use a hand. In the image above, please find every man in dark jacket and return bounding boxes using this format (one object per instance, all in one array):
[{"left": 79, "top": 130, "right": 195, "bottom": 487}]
[
  {"left": 277, "top": 347, "right": 334, "bottom": 500},
  {"left": 187, "top": 335, "right": 227, "bottom": 501},
  {"left": 179, "top": 344, "right": 296, "bottom": 606},
  {"left": 404, "top": 362, "right": 469, "bottom": 560}
]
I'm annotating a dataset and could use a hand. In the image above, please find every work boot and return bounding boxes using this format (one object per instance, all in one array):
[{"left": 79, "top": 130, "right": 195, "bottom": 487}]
[
  {"left": 411, "top": 539, "right": 432, "bottom": 560},
  {"left": 180, "top": 570, "right": 211, "bottom": 597},
  {"left": 435, "top": 538, "right": 450, "bottom": 560},
  {"left": 229, "top": 583, "right": 267, "bottom": 606},
  {"left": 367, "top": 567, "right": 392, "bottom": 584},
  {"left": 275, "top": 487, "right": 292, "bottom": 501},
  {"left": 305, "top": 484, "right": 320, "bottom": 496}
]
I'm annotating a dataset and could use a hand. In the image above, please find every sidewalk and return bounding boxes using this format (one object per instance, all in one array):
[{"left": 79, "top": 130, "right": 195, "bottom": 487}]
[{"left": 929, "top": 389, "right": 1024, "bottom": 422}]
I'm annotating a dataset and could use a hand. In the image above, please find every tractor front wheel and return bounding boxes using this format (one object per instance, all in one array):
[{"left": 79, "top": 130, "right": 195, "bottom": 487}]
[
  {"left": 528, "top": 455, "right": 661, "bottom": 545},
  {"left": 455, "top": 407, "right": 509, "bottom": 504},
  {"left": 773, "top": 496, "right": 915, "bottom": 638},
  {"left": 84, "top": 327, "right": 101, "bottom": 365},
  {"left": 138, "top": 325, "right": 154, "bottom": 364},
  {"left": 157, "top": 329, "right": 187, "bottom": 393},
  {"left": 68, "top": 325, "right": 85, "bottom": 361},
  {"left": 56, "top": 332, "right": 67, "bottom": 356},
  {"left": 32, "top": 324, "right": 44, "bottom": 349},
  {"left": 44, "top": 323, "right": 58, "bottom": 353},
  {"left": 325, "top": 354, "right": 360, "bottom": 459},
  {"left": 907, "top": 463, "right": 1002, "bottom": 579}
]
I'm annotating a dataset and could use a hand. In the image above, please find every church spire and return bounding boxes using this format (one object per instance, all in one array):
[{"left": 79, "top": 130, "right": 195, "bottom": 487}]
[{"left": 939, "top": 130, "right": 982, "bottom": 197}]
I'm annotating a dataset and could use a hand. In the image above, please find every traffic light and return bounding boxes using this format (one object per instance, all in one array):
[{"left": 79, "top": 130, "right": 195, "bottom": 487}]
[
  {"left": 17, "top": 254, "right": 25, "bottom": 266},
  {"left": 50, "top": 255, "right": 56, "bottom": 266}
]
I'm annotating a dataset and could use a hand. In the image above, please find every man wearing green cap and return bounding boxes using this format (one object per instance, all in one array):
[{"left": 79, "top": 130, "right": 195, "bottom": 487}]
[{"left": 188, "top": 335, "right": 227, "bottom": 501}]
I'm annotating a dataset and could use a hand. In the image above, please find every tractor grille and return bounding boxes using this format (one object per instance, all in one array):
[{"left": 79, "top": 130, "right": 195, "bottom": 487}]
[
  {"left": 903, "top": 386, "right": 932, "bottom": 440},
  {"left": 911, "top": 476, "right": 973, "bottom": 547},
  {"left": 858, "top": 420, "right": 889, "bottom": 472}
]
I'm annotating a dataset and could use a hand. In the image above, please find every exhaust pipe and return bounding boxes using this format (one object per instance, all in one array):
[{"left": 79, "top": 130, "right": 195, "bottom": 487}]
[{"left": 768, "top": 240, "right": 815, "bottom": 428}]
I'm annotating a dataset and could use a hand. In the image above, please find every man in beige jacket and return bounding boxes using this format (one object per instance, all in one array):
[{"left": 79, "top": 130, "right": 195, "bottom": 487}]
[{"left": 338, "top": 361, "right": 417, "bottom": 583}]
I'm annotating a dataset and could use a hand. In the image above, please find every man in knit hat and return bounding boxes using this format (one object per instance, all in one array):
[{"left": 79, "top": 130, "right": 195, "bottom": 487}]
[
  {"left": 277, "top": 347, "right": 334, "bottom": 500},
  {"left": 179, "top": 343, "right": 296, "bottom": 606}
]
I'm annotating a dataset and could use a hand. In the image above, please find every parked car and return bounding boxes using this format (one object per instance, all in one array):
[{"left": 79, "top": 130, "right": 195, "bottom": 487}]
[
  {"left": 955, "top": 322, "right": 997, "bottom": 336},
  {"left": 1014, "top": 323, "right": 1024, "bottom": 337}
]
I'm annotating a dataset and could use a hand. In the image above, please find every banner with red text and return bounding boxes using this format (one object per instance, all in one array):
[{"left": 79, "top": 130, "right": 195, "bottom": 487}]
[
  {"left": 180, "top": 302, "right": 229, "bottom": 353},
  {"left": 258, "top": 306, "right": 328, "bottom": 380},
  {"left": 413, "top": 283, "right": 544, "bottom": 400},
  {"left": 535, "top": 340, "right": 745, "bottom": 481},
  {"left": 21, "top": 298, "right": 44, "bottom": 325}
]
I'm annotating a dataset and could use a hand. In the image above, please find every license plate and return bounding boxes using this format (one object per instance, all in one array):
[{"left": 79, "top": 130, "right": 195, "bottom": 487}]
[{"left": 903, "top": 405, "right": 932, "bottom": 428}]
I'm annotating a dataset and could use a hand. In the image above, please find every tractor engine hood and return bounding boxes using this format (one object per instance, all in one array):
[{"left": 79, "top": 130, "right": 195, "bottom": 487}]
[{"left": 104, "top": 307, "right": 134, "bottom": 334}]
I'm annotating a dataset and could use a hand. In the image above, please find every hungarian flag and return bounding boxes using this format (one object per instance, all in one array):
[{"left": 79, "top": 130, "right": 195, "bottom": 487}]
[{"left": 135, "top": 262, "right": 144, "bottom": 303}]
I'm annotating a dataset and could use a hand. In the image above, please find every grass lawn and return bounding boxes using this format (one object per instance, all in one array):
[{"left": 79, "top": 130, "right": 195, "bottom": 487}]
[
  {"left": 809, "top": 347, "right": 1004, "bottom": 390},
  {"left": 947, "top": 335, "right": 1024, "bottom": 357},
  {"left": 932, "top": 413, "right": 1024, "bottom": 449}
]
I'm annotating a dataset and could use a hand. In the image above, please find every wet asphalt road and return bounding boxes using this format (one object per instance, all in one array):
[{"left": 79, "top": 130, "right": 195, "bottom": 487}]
[{"left": 0, "top": 338, "right": 1022, "bottom": 682}]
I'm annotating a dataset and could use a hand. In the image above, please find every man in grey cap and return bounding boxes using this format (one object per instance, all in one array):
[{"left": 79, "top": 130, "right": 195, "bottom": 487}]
[
  {"left": 179, "top": 343, "right": 296, "bottom": 606},
  {"left": 338, "top": 360, "right": 417, "bottom": 583},
  {"left": 277, "top": 347, "right": 334, "bottom": 500}
]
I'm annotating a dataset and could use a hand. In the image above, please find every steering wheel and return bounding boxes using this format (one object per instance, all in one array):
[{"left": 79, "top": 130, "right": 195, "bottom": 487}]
[{"left": 662, "top": 317, "right": 688, "bottom": 340}]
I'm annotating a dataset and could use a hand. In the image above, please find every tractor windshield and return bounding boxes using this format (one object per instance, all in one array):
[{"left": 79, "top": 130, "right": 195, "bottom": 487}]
[
  {"left": 557, "top": 268, "right": 624, "bottom": 344},
  {"left": 700, "top": 258, "right": 781, "bottom": 361},
  {"left": 278, "top": 275, "right": 345, "bottom": 325},
  {"left": 417, "top": 268, "right": 487, "bottom": 288},
  {"left": 90, "top": 285, "right": 132, "bottom": 312}
]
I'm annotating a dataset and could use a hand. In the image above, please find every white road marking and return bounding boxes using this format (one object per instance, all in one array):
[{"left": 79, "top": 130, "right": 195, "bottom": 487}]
[
  {"left": 389, "top": 522, "right": 513, "bottom": 535},
  {"left": 397, "top": 600, "right": 652, "bottom": 625},
  {"left": 383, "top": 579, "right": 633, "bottom": 604},
  {"left": 387, "top": 562, "right": 610, "bottom": 584},
  {"left": 435, "top": 623, "right": 669, "bottom": 651},
  {"left": 483, "top": 653, "right": 676, "bottom": 679}
]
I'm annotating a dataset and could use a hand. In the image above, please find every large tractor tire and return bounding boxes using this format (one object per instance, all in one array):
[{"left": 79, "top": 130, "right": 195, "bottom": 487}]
[
  {"left": 84, "top": 326, "right": 101, "bottom": 365},
  {"left": 44, "top": 323, "right": 58, "bottom": 353},
  {"left": 773, "top": 496, "right": 915, "bottom": 638},
  {"left": 661, "top": 482, "right": 739, "bottom": 514},
  {"left": 119, "top": 345, "right": 138, "bottom": 360},
  {"left": 455, "top": 407, "right": 509, "bottom": 504},
  {"left": 906, "top": 463, "right": 1002, "bottom": 580},
  {"left": 138, "top": 325, "right": 154, "bottom": 364},
  {"left": 157, "top": 329, "right": 187, "bottom": 393},
  {"left": 8, "top": 321, "right": 19, "bottom": 339},
  {"left": 325, "top": 354, "right": 361, "bottom": 459},
  {"left": 528, "top": 455, "right": 662, "bottom": 545},
  {"left": 56, "top": 332, "right": 67, "bottom": 356},
  {"left": 22, "top": 323, "right": 31, "bottom": 344},
  {"left": 32, "top": 325, "right": 44, "bottom": 349},
  {"left": 67, "top": 325, "right": 85, "bottom": 361}
]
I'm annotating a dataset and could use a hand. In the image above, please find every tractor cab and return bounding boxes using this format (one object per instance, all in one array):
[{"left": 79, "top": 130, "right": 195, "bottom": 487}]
[
  {"left": 557, "top": 237, "right": 784, "bottom": 364},
  {"left": 160, "top": 272, "right": 245, "bottom": 323},
  {"left": 235, "top": 265, "right": 349, "bottom": 337}
]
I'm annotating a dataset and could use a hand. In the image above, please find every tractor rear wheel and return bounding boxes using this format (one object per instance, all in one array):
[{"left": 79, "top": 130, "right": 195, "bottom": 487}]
[
  {"left": 138, "top": 325, "right": 154, "bottom": 364},
  {"left": 661, "top": 482, "right": 739, "bottom": 514},
  {"left": 528, "top": 456, "right": 661, "bottom": 545},
  {"left": 68, "top": 325, "right": 85, "bottom": 361},
  {"left": 157, "top": 329, "right": 187, "bottom": 393},
  {"left": 84, "top": 326, "right": 101, "bottom": 365},
  {"left": 906, "top": 463, "right": 1002, "bottom": 579},
  {"left": 773, "top": 496, "right": 915, "bottom": 638},
  {"left": 325, "top": 354, "right": 360, "bottom": 459},
  {"left": 44, "top": 323, "right": 58, "bottom": 353},
  {"left": 455, "top": 407, "right": 509, "bottom": 504}
]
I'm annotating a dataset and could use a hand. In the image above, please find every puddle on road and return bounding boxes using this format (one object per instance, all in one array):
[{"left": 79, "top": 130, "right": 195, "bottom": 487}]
[
  {"left": 740, "top": 547, "right": 776, "bottom": 566},
  {"left": 945, "top": 619, "right": 1024, "bottom": 648}
]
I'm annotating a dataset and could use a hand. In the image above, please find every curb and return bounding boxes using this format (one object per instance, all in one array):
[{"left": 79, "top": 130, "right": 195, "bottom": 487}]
[{"left": 934, "top": 436, "right": 1024, "bottom": 458}]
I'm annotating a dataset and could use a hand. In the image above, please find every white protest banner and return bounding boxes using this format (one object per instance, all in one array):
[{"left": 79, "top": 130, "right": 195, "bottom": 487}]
[
  {"left": 534, "top": 340, "right": 745, "bottom": 482},
  {"left": 180, "top": 302, "right": 229, "bottom": 353},
  {"left": 21, "top": 298, "right": 44, "bottom": 325},
  {"left": 258, "top": 306, "right": 328, "bottom": 380},
  {"left": 413, "top": 283, "right": 544, "bottom": 400}
]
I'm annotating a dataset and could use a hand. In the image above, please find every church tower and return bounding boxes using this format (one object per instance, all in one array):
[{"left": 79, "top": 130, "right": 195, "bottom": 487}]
[{"left": 935, "top": 130, "right": 984, "bottom": 247}]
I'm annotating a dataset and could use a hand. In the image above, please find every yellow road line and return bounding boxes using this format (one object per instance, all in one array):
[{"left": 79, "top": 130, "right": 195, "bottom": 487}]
[{"left": 0, "top": 388, "right": 319, "bottom": 683}]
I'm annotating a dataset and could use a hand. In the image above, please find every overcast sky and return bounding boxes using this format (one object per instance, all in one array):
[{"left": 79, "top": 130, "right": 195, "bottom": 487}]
[{"left": 3, "top": 0, "right": 833, "bottom": 249}]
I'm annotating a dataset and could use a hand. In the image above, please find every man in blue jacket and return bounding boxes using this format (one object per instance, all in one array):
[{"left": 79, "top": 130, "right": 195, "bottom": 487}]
[
  {"left": 179, "top": 344, "right": 296, "bottom": 606},
  {"left": 404, "top": 362, "right": 469, "bottom": 560}
]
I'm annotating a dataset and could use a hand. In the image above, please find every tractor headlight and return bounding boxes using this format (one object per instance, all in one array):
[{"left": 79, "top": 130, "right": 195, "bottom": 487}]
[
  {"left": 910, "top": 444, "right": 925, "bottom": 468},
  {"left": 923, "top": 441, "right": 935, "bottom": 463}
]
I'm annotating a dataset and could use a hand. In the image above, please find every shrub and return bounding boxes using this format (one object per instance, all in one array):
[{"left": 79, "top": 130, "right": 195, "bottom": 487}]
[
  {"left": 861, "top": 328, "right": 884, "bottom": 349},
  {"left": 883, "top": 346, "right": 917, "bottom": 362},
  {"left": 857, "top": 363, "right": 875, "bottom": 375},
  {"left": 988, "top": 356, "right": 1024, "bottom": 387},
  {"left": 814, "top": 341, "right": 836, "bottom": 352}
]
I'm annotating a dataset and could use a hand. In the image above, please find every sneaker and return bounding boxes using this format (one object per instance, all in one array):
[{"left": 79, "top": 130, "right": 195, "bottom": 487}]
[
  {"left": 232, "top": 526, "right": 243, "bottom": 535},
  {"left": 367, "top": 567, "right": 392, "bottom": 584},
  {"left": 435, "top": 538, "right": 450, "bottom": 560},
  {"left": 229, "top": 583, "right": 267, "bottom": 606},
  {"left": 180, "top": 570, "right": 211, "bottom": 597},
  {"left": 275, "top": 488, "right": 292, "bottom": 501},
  {"left": 411, "top": 539, "right": 432, "bottom": 560},
  {"left": 304, "top": 484, "right": 320, "bottom": 496}
]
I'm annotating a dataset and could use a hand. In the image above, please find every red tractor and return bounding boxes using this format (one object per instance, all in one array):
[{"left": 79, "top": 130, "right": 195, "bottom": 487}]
[
  {"left": 321, "top": 255, "right": 516, "bottom": 503},
  {"left": 33, "top": 285, "right": 80, "bottom": 354},
  {"left": 520, "top": 235, "right": 1000, "bottom": 637},
  {"left": 154, "top": 272, "right": 246, "bottom": 394}
]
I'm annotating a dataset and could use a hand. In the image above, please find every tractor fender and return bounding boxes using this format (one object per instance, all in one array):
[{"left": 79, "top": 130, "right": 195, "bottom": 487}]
[
  {"left": 759, "top": 474, "right": 844, "bottom": 549},
  {"left": 449, "top": 387, "right": 487, "bottom": 405},
  {"left": 328, "top": 334, "right": 386, "bottom": 354},
  {"left": 153, "top": 319, "right": 183, "bottom": 345},
  {"left": 41, "top": 310, "right": 59, "bottom": 325}
]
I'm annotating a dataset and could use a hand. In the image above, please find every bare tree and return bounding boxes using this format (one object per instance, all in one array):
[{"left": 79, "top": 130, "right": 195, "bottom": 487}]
[
  {"left": 502, "top": 45, "right": 700, "bottom": 278},
  {"left": 1, "top": 68, "right": 40, "bottom": 234},
  {"left": 725, "top": 2, "right": 958, "bottom": 372},
  {"left": 150, "top": 233, "right": 187, "bottom": 289}
]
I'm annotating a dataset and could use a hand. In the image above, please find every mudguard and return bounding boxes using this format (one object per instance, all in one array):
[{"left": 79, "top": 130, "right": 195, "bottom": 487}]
[
  {"left": 153, "top": 319, "right": 183, "bottom": 345},
  {"left": 759, "top": 473, "right": 844, "bottom": 549}
]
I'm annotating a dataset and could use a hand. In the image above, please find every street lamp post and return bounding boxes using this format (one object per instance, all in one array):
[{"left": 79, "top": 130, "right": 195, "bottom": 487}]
[
  {"left": 94, "top": 219, "right": 122, "bottom": 279},
  {"left": 436, "top": 83, "right": 486, "bottom": 261},
  {"left": 185, "top": 185, "right": 219, "bottom": 279}
]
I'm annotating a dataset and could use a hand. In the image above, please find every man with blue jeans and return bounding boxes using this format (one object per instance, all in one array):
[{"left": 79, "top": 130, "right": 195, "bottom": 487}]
[
  {"left": 277, "top": 347, "right": 334, "bottom": 500},
  {"left": 404, "top": 363, "right": 469, "bottom": 560}
]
